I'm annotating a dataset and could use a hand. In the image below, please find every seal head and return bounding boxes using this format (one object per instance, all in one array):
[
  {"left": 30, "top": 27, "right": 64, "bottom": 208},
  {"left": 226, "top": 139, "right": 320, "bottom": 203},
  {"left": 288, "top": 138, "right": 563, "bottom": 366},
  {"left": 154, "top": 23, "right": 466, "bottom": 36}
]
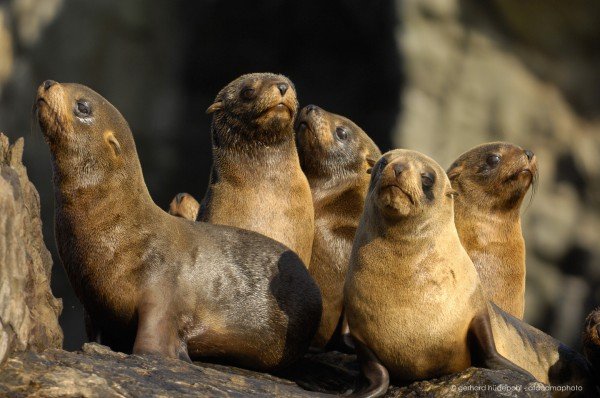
[
  {"left": 447, "top": 142, "right": 537, "bottom": 212},
  {"left": 207, "top": 73, "right": 298, "bottom": 148},
  {"left": 368, "top": 149, "right": 456, "bottom": 222},
  {"left": 36, "top": 80, "right": 139, "bottom": 192},
  {"left": 296, "top": 104, "right": 379, "bottom": 181}
]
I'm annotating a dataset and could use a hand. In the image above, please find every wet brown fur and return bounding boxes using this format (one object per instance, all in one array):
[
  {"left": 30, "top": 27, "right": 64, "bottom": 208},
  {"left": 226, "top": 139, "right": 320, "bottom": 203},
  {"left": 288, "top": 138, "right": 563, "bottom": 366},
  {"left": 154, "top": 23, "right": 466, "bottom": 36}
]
[
  {"left": 200, "top": 73, "right": 314, "bottom": 266},
  {"left": 447, "top": 142, "right": 537, "bottom": 319},
  {"left": 36, "top": 81, "right": 321, "bottom": 371},
  {"left": 345, "top": 149, "right": 594, "bottom": 392},
  {"left": 296, "top": 105, "right": 380, "bottom": 348}
]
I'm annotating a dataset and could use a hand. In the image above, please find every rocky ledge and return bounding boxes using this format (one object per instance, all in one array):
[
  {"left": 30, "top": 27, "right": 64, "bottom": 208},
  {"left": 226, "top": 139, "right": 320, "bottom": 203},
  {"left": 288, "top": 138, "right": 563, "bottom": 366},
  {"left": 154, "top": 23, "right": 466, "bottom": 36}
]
[{"left": 0, "top": 343, "right": 549, "bottom": 397}]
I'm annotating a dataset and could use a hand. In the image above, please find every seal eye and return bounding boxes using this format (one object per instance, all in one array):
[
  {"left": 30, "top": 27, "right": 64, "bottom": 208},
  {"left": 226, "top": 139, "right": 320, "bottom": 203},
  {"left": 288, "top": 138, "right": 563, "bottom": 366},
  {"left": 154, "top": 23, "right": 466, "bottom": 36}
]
[
  {"left": 241, "top": 88, "right": 255, "bottom": 100},
  {"left": 486, "top": 154, "right": 501, "bottom": 167},
  {"left": 75, "top": 100, "right": 91, "bottom": 117},
  {"left": 336, "top": 127, "right": 348, "bottom": 140},
  {"left": 421, "top": 173, "right": 434, "bottom": 189}
]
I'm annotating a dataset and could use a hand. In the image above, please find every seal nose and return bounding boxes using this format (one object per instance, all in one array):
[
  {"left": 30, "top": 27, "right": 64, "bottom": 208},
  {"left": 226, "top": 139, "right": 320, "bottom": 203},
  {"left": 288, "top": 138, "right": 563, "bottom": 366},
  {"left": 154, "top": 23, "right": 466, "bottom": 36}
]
[
  {"left": 277, "top": 83, "right": 288, "bottom": 96},
  {"left": 43, "top": 80, "right": 56, "bottom": 91},
  {"left": 524, "top": 149, "right": 534, "bottom": 160},
  {"left": 393, "top": 163, "right": 406, "bottom": 177},
  {"left": 306, "top": 104, "right": 318, "bottom": 114}
]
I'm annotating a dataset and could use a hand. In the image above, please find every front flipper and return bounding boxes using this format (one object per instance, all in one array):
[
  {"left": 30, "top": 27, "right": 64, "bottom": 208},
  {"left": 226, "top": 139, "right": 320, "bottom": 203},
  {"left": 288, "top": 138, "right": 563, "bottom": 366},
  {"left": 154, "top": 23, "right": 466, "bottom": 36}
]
[
  {"left": 132, "top": 296, "right": 191, "bottom": 363},
  {"left": 84, "top": 310, "right": 102, "bottom": 344},
  {"left": 468, "top": 311, "right": 534, "bottom": 379},
  {"left": 349, "top": 339, "right": 389, "bottom": 398},
  {"left": 340, "top": 313, "right": 356, "bottom": 352}
]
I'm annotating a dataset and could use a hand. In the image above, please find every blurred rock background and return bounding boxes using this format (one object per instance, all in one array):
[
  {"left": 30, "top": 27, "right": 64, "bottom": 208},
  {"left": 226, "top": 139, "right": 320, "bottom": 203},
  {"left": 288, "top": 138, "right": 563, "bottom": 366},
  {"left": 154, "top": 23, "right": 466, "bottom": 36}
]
[{"left": 0, "top": 0, "right": 598, "bottom": 351}]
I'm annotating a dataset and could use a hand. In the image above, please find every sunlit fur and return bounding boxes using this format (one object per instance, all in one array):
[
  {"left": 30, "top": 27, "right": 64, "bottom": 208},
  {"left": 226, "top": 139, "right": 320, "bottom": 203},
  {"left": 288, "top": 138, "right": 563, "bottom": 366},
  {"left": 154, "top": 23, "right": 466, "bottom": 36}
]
[
  {"left": 36, "top": 81, "right": 321, "bottom": 371},
  {"left": 201, "top": 73, "right": 314, "bottom": 266},
  {"left": 345, "top": 149, "right": 594, "bottom": 389},
  {"left": 296, "top": 105, "right": 380, "bottom": 348},
  {"left": 447, "top": 142, "right": 538, "bottom": 319}
]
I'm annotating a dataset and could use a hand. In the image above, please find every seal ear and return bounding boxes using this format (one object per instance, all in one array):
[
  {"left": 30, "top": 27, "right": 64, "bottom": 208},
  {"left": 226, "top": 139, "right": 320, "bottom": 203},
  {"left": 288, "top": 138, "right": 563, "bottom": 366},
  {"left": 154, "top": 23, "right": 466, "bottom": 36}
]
[
  {"left": 446, "top": 188, "right": 459, "bottom": 198},
  {"left": 104, "top": 131, "right": 122, "bottom": 156},
  {"left": 446, "top": 162, "right": 463, "bottom": 181},
  {"left": 206, "top": 101, "right": 223, "bottom": 114},
  {"left": 366, "top": 156, "right": 378, "bottom": 175}
]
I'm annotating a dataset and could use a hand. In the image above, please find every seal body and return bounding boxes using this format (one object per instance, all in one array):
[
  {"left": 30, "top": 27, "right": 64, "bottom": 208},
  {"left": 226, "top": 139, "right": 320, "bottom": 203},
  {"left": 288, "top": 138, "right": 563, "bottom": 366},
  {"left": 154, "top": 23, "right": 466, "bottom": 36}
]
[
  {"left": 200, "top": 73, "right": 314, "bottom": 266},
  {"left": 296, "top": 105, "right": 380, "bottom": 348},
  {"left": 36, "top": 81, "right": 321, "bottom": 371},
  {"left": 582, "top": 308, "right": 600, "bottom": 383},
  {"left": 344, "top": 149, "right": 594, "bottom": 396},
  {"left": 447, "top": 142, "right": 537, "bottom": 319}
]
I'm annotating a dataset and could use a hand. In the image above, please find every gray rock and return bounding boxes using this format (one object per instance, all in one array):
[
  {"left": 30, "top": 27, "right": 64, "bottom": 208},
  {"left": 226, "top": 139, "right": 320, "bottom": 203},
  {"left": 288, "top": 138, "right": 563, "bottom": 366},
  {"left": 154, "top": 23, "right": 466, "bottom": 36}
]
[
  {"left": 0, "top": 343, "right": 549, "bottom": 397},
  {"left": 0, "top": 133, "right": 62, "bottom": 364}
]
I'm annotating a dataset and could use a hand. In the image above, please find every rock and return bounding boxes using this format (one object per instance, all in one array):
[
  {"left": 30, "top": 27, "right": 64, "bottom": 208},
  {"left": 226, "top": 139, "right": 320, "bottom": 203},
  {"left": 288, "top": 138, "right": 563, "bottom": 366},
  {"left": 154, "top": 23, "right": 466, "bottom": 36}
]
[
  {"left": 0, "top": 343, "right": 548, "bottom": 397},
  {"left": 0, "top": 133, "right": 62, "bottom": 364},
  {"left": 11, "top": 0, "right": 64, "bottom": 47}
]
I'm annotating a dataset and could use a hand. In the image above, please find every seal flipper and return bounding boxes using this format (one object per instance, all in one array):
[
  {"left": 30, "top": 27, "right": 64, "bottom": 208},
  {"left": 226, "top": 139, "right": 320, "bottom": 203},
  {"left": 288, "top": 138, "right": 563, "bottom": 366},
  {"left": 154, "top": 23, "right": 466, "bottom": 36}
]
[
  {"left": 468, "top": 311, "right": 534, "bottom": 379},
  {"left": 340, "top": 313, "right": 356, "bottom": 352},
  {"left": 84, "top": 310, "right": 102, "bottom": 344},
  {"left": 349, "top": 339, "right": 389, "bottom": 398},
  {"left": 132, "top": 296, "right": 189, "bottom": 361}
]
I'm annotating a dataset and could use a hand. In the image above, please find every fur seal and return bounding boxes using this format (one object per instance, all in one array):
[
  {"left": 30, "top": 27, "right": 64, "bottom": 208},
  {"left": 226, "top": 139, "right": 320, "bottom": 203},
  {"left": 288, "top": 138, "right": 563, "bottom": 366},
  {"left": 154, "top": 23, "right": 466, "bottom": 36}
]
[
  {"left": 200, "top": 73, "right": 314, "bottom": 266},
  {"left": 583, "top": 308, "right": 600, "bottom": 382},
  {"left": 447, "top": 142, "right": 537, "bottom": 318},
  {"left": 169, "top": 192, "right": 200, "bottom": 221},
  {"left": 36, "top": 80, "right": 321, "bottom": 371},
  {"left": 344, "top": 149, "right": 595, "bottom": 397},
  {"left": 296, "top": 104, "right": 380, "bottom": 349}
]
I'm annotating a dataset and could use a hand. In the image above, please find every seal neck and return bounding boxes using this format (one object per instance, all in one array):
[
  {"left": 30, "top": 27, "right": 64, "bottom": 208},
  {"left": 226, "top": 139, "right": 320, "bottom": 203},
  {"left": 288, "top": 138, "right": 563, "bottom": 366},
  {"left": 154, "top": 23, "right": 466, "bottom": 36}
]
[
  {"left": 50, "top": 146, "right": 155, "bottom": 218},
  {"left": 455, "top": 202, "right": 523, "bottom": 246},
  {"left": 211, "top": 118, "right": 296, "bottom": 155},
  {"left": 363, "top": 202, "right": 456, "bottom": 247},
  {"left": 212, "top": 130, "right": 300, "bottom": 170}
]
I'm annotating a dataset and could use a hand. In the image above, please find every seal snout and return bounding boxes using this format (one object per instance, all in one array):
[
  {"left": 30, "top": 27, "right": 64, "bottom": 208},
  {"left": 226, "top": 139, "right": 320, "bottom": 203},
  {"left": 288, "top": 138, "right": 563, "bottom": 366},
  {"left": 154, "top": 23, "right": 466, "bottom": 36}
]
[
  {"left": 524, "top": 149, "right": 534, "bottom": 161},
  {"left": 276, "top": 82, "right": 288, "bottom": 96},
  {"left": 43, "top": 79, "right": 57, "bottom": 91},
  {"left": 393, "top": 162, "right": 406, "bottom": 177},
  {"left": 305, "top": 104, "right": 319, "bottom": 114},
  {"left": 296, "top": 105, "right": 322, "bottom": 136},
  {"left": 377, "top": 158, "right": 417, "bottom": 213},
  {"left": 512, "top": 148, "right": 538, "bottom": 183}
]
